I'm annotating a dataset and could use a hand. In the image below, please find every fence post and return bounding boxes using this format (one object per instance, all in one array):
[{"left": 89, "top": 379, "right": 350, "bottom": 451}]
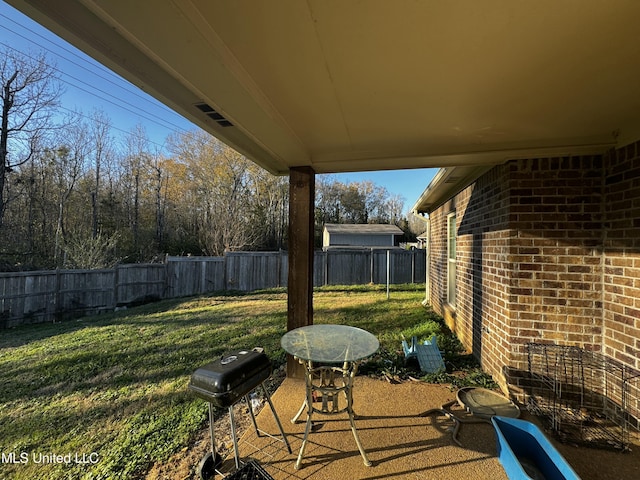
[
  {"left": 54, "top": 269, "right": 61, "bottom": 321},
  {"left": 386, "top": 250, "right": 390, "bottom": 299},
  {"left": 200, "top": 260, "right": 206, "bottom": 294},
  {"left": 324, "top": 250, "right": 329, "bottom": 286},
  {"left": 411, "top": 248, "right": 415, "bottom": 284},
  {"left": 113, "top": 265, "right": 119, "bottom": 307},
  {"left": 280, "top": 249, "right": 286, "bottom": 288},
  {"left": 163, "top": 254, "right": 170, "bottom": 299},
  {"left": 370, "top": 248, "right": 374, "bottom": 284},
  {"left": 223, "top": 252, "right": 228, "bottom": 291}
]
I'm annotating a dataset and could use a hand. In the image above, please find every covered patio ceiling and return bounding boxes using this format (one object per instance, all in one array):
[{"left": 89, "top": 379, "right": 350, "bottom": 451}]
[{"left": 7, "top": 1, "right": 640, "bottom": 183}]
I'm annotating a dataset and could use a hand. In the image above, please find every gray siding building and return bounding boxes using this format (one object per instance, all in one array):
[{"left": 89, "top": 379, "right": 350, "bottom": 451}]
[{"left": 322, "top": 224, "right": 403, "bottom": 250}]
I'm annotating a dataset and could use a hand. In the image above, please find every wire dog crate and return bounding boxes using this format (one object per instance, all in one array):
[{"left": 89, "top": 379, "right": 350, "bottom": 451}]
[{"left": 526, "top": 343, "right": 640, "bottom": 451}]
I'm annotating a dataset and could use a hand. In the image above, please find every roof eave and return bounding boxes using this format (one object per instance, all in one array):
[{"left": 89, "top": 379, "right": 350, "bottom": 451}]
[{"left": 411, "top": 165, "right": 495, "bottom": 215}]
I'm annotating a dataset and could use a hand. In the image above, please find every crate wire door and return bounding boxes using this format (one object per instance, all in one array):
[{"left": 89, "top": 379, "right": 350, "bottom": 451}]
[{"left": 526, "top": 343, "right": 639, "bottom": 451}]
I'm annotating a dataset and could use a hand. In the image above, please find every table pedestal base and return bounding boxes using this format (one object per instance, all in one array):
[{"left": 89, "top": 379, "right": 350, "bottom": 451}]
[{"left": 293, "top": 363, "right": 372, "bottom": 469}]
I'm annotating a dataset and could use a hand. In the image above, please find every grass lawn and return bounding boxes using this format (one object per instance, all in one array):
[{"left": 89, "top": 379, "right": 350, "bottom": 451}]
[{"left": 0, "top": 284, "right": 482, "bottom": 479}]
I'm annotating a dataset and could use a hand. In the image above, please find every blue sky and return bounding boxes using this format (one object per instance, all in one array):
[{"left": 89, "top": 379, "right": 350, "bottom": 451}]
[{"left": 0, "top": 2, "right": 436, "bottom": 212}]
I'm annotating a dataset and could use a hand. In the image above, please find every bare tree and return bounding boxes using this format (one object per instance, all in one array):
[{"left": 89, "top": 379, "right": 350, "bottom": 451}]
[
  {"left": 315, "top": 177, "right": 405, "bottom": 226},
  {"left": 0, "top": 48, "right": 62, "bottom": 229},
  {"left": 123, "top": 124, "right": 150, "bottom": 260},
  {"left": 168, "top": 130, "right": 256, "bottom": 256},
  {"left": 247, "top": 164, "right": 288, "bottom": 249},
  {"left": 50, "top": 115, "right": 91, "bottom": 266},
  {"left": 148, "top": 150, "right": 168, "bottom": 252},
  {"left": 88, "top": 109, "right": 114, "bottom": 238},
  {"left": 316, "top": 175, "right": 342, "bottom": 224}
]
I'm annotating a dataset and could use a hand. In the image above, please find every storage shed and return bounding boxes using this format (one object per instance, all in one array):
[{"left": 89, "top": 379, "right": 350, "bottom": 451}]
[{"left": 322, "top": 224, "right": 403, "bottom": 250}]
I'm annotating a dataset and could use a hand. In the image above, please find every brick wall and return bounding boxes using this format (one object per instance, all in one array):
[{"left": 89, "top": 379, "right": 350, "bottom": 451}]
[
  {"left": 427, "top": 198, "right": 451, "bottom": 323},
  {"left": 506, "top": 155, "right": 605, "bottom": 396},
  {"left": 428, "top": 150, "right": 628, "bottom": 394},
  {"left": 455, "top": 165, "right": 513, "bottom": 390},
  {"left": 603, "top": 142, "right": 640, "bottom": 371}
]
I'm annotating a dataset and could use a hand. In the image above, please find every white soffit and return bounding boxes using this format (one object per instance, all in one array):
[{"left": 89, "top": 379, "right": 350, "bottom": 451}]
[{"left": 7, "top": 0, "right": 639, "bottom": 175}]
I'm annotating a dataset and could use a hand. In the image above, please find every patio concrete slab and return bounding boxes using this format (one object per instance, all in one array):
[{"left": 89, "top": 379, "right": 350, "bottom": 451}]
[
  {"left": 218, "top": 375, "right": 640, "bottom": 480},
  {"left": 232, "top": 376, "right": 509, "bottom": 479}
]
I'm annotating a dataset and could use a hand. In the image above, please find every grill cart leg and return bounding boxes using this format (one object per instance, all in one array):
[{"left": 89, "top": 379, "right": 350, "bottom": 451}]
[
  {"left": 261, "top": 384, "right": 292, "bottom": 454},
  {"left": 197, "top": 403, "right": 223, "bottom": 480},
  {"left": 244, "top": 387, "right": 292, "bottom": 455},
  {"left": 247, "top": 393, "right": 260, "bottom": 433},
  {"left": 209, "top": 402, "right": 216, "bottom": 460},
  {"left": 229, "top": 403, "right": 241, "bottom": 470},
  {"left": 228, "top": 384, "right": 293, "bottom": 472}
]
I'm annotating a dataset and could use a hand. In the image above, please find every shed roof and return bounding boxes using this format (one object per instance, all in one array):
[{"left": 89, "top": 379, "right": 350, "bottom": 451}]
[{"left": 323, "top": 224, "right": 403, "bottom": 236}]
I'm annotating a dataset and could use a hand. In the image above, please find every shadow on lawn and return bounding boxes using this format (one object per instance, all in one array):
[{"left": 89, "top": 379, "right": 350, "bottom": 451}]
[
  {"left": 0, "top": 298, "right": 187, "bottom": 349},
  {"left": 0, "top": 286, "right": 423, "bottom": 405},
  {"left": 0, "top": 314, "right": 287, "bottom": 404}
]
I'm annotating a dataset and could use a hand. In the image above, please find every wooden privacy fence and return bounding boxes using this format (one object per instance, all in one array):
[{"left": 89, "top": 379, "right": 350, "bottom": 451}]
[{"left": 0, "top": 248, "right": 425, "bottom": 327}]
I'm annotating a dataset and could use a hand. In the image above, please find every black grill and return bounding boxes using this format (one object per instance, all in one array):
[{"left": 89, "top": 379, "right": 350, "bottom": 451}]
[
  {"left": 189, "top": 347, "right": 291, "bottom": 479},
  {"left": 190, "top": 348, "right": 272, "bottom": 408}
]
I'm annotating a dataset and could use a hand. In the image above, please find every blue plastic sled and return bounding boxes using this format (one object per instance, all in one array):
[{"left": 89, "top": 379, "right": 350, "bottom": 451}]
[{"left": 491, "top": 416, "right": 581, "bottom": 480}]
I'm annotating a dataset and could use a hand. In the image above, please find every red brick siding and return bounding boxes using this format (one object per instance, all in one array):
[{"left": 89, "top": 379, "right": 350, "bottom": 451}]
[
  {"left": 429, "top": 165, "right": 514, "bottom": 390},
  {"left": 429, "top": 153, "right": 611, "bottom": 393},
  {"left": 603, "top": 142, "right": 640, "bottom": 370},
  {"left": 455, "top": 166, "right": 513, "bottom": 389},
  {"left": 427, "top": 198, "right": 454, "bottom": 319},
  {"left": 506, "top": 155, "right": 604, "bottom": 394}
]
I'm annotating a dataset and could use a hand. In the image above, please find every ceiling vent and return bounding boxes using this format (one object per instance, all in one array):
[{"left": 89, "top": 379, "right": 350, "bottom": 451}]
[
  {"left": 444, "top": 176, "right": 461, "bottom": 184},
  {"left": 194, "top": 102, "right": 233, "bottom": 127}
]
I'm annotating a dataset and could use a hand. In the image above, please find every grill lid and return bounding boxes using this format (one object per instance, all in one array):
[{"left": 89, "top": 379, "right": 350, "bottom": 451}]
[{"left": 189, "top": 347, "right": 271, "bottom": 407}]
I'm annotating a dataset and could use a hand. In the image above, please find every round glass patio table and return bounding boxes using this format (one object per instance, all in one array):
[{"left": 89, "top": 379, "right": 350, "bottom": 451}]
[
  {"left": 281, "top": 324, "right": 379, "bottom": 469},
  {"left": 281, "top": 324, "right": 379, "bottom": 364}
]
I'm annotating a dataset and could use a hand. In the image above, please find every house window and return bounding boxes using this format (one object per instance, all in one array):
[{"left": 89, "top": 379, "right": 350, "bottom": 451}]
[{"left": 447, "top": 213, "right": 456, "bottom": 307}]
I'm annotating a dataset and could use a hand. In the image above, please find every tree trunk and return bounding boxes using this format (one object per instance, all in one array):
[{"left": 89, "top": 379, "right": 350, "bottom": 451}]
[{"left": 0, "top": 71, "right": 18, "bottom": 229}]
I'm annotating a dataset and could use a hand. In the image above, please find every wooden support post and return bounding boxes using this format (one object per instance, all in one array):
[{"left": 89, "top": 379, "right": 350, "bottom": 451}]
[{"left": 287, "top": 166, "right": 315, "bottom": 378}]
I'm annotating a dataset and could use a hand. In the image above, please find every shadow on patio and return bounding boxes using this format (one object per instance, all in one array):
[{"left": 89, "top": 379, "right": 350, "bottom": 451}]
[
  {"left": 214, "top": 375, "right": 640, "bottom": 480},
  {"left": 223, "top": 376, "right": 498, "bottom": 479}
]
